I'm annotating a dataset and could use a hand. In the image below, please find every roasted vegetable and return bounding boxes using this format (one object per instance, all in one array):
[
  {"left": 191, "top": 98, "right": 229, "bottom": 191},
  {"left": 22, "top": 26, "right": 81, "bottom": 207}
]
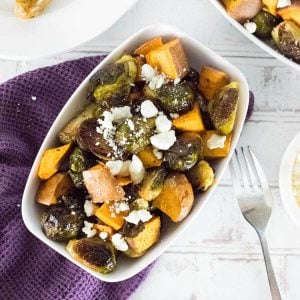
[
  {"left": 155, "top": 82, "right": 195, "bottom": 114},
  {"left": 59, "top": 193, "right": 85, "bottom": 211},
  {"left": 15, "top": 0, "right": 51, "bottom": 19},
  {"left": 277, "top": 4, "right": 300, "bottom": 27},
  {"left": 87, "top": 54, "right": 137, "bottom": 107},
  {"left": 208, "top": 82, "right": 239, "bottom": 135},
  {"left": 38, "top": 143, "right": 72, "bottom": 180},
  {"left": 41, "top": 206, "right": 84, "bottom": 241},
  {"left": 115, "top": 116, "right": 155, "bottom": 154},
  {"left": 93, "top": 224, "right": 114, "bottom": 237},
  {"left": 137, "top": 145, "right": 163, "bottom": 168},
  {"left": 58, "top": 103, "right": 99, "bottom": 144},
  {"left": 66, "top": 238, "right": 117, "bottom": 273},
  {"left": 272, "top": 21, "right": 300, "bottom": 63},
  {"left": 125, "top": 216, "right": 161, "bottom": 255},
  {"left": 134, "top": 37, "right": 164, "bottom": 56},
  {"left": 153, "top": 173, "right": 194, "bottom": 222},
  {"left": 221, "top": 0, "right": 262, "bottom": 23},
  {"left": 82, "top": 164, "right": 125, "bottom": 203},
  {"left": 187, "top": 160, "right": 215, "bottom": 191},
  {"left": 198, "top": 67, "right": 230, "bottom": 101},
  {"left": 172, "top": 102, "right": 205, "bottom": 132},
  {"left": 165, "top": 133, "right": 203, "bottom": 171},
  {"left": 262, "top": 0, "right": 278, "bottom": 16},
  {"left": 36, "top": 173, "right": 74, "bottom": 206},
  {"left": 183, "top": 68, "right": 200, "bottom": 88},
  {"left": 145, "top": 39, "right": 189, "bottom": 79},
  {"left": 139, "top": 166, "right": 167, "bottom": 201},
  {"left": 129, "top": 198, "right": 149, "bottom": 211},
  {"left": 121, "top": 221, "right": 145, "bottom": 238},
  {"left": 252, "top": 10, "right": 279, "bottom": 38}
]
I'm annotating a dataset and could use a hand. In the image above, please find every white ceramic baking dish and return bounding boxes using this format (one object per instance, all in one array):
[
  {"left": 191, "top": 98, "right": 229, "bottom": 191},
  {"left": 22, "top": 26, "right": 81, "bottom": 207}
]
[
  {"left": 208, "top": 0, "right": 300, "bottom": 72},
  {"left": 22, "top": 23, "right": 249, "bottom": 282}
]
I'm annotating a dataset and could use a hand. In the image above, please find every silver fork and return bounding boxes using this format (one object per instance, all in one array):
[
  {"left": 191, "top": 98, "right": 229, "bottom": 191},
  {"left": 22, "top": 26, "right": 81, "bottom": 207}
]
[{"left": 229, "top": 146, "right": 282, "bottom": 300}]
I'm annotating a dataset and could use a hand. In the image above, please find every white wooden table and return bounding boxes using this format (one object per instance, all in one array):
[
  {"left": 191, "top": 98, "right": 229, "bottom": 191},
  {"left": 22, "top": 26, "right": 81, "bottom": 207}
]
[{"left": 1, "top": 1, "right": 300, "bottom": 299}]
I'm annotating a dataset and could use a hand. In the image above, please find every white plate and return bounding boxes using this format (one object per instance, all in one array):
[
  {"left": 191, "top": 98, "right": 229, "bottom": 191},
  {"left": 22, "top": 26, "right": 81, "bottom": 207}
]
[
  {"left": 208, "top": 0, "right": 300, "bottom": 72},
  {"left": 279, "top": 132, "right": 300, "bottom": 229},
  {"left": 0, "top": 0, "right": 137, "bottom": 60},
  {"left": 22, "top": 23, "right": 249, "bottom": 282}
]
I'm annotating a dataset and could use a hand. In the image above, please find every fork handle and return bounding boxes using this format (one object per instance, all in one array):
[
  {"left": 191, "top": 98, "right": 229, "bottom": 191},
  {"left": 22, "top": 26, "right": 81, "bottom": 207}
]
[{"left": 258, "top": 231, "right": 282, "bottom": 300}]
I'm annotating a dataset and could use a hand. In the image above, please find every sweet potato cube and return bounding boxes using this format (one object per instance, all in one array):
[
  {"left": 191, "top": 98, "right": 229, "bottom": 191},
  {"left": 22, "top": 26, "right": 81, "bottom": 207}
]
[
  {"left": 172, "top": 102, "right": 205, "bottom": 132},
  {"left": 145, "top": 39, "right": 189, "bottom": 79},
  {"left": 126, "top": 216, "right": 161, "bottom": 254},
  {"left": 202, "top": 130, "right": 232, "bottom": 159},
  {"left": 262, "top": 0, "right": 278, "bottom": 16},
  {"left": 116, "top": 176, "right": 132, "bottom": 186},
  {"left": 95, "top": 202, "right": 128, "bottom": 230},
  {"left": 137, "top": 146, "right": 162, "bottom": 168},
  {"left": 83, "top": 164, "right": 125, "bottom": 203},
  {"left": 93, "top": 224, "right": 114, "bottom": 237},
  {"left": 36, "top": 172, "right": 74, "bottom": 206},
  {"left": 38, "top": 143, "right": 72, "bottom": 180},
  {"left": 134, "top": 37, "right": 164, "bottom": 56},
  {"left": 198, "top": 67, "right": 230, "bottom": 101},
  {"left": 278, "top": 5, "right": 300, "bottom": 27}
]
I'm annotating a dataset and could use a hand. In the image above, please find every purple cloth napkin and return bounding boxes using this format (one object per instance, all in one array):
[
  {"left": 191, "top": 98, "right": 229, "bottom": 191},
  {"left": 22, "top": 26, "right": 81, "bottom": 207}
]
[{"left": 0, "top": 56, "right": 152, "bottom": 300}]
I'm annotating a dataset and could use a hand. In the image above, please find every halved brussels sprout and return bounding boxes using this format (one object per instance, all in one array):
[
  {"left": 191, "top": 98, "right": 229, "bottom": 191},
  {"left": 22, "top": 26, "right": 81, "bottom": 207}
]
[
  {"left": 66, "top": 238, "right": 117, "bottom": 274},
  {"left": 115, "top": 116, "right": 156, "bottom": 154},
  {"left": 208, "top": 82, "right": 239, "bottom": 135},
  {"left": 139, "top": 166, "right": 167, "bottom": 200},
  {"left": 252, "top": 10, "right": 279, "bottom": 38},
  {"left": 165, "top": 133, "right": 203, "bottom": 171},
  {"left": 120, "top": 221, "right": 145, "bottom": 238},
  {"left": 129, "top": 198, "right": 149, "bottom": 211},
  {"left": 41, "top": 206, "right": 84, "bottom": 242}
]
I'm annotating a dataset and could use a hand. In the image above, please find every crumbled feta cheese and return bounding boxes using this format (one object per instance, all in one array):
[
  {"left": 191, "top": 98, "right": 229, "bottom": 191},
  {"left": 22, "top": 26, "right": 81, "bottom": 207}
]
[
  {"left": 31, "top": 96, "right": 37, "bottom": 101},
  {"left": 129, "top": 155, "right": 145, "bottom": 184},
  {"left": 101, "top": 111, "right": 114, "bottom": 129},
  {"left": 82, "top": 221, "right": 97, "bottom": 238},
  {"left": 125, "top": 209, "right": 152, "bottom": 225},
  {"left": 148, "top": 74, "right": 165, "bottom": 90},
  {"left": 140, "top": 100, "right": 158, "bottom": 118},
  {"left": 84, "top": 200, "right": 97, "bottom": 217},
  {"left": 277, "top": 0, "right": 291, "bottom": 8},
  {"left": 112, "top": 233, "right": 128, "bottom": 251},
  {"left": 207, "top": 134, "right": 227, "bottom": 149},
  {"left": 141, "top": 64, "right": 156, "bottom": 81},
  {"left": 155, "top": 115, "right": 172, "bottom": 133},
  {"left": 119, "top": 160, "right": 131, "bottom": 177},
  {"left": 141, "top": 64, "right": 167, "bottom": 90},
  {"left": 138, "top": 209, "right": 152, "bottom": 222},
  {"left": 118, "top": 202, "right": 130, "bottom": 212},
  {"left": 111, "top": 106, "right": 132, "bottom": 121},
  {"left": 99, "top": 231, "right": 108, "bottom": 240},
  {"left": 127, "top": 119, "right": 135, "bottom": 130},
  {"left": 153, "top": 148, "right": 163, "bottom": 159},
  {"left": 174, "top": 78, "right": 180, "bottom": 85},
  {"left": 170, "top": 113, "right": 179, "bottom": 119},
  {"left": 244, "top": 22, "right": 257, "bottom": 34},
  {"left": 106, "top": 160, "right": 123, "bottom": 176},
  {"left": 150, "top": 130, "right": 176, "bottom": 150}
]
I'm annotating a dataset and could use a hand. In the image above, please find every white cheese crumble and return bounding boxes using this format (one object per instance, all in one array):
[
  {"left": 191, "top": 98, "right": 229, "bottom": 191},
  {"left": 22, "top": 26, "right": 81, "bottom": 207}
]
[
  {"left": 140, "top": 100, "right": 158, "bottom": 118},
  {"left": 119, "top": 160, "right": 131, "bottom": 177},
  {"left": 127, "top": 119, "right": 135, "bottom": 130},
  {"left": 150, "top": 130, "right": 176, "bottom": 150},
  {"left": 84, "top": 200, "right": 97, "bottom": 217},
  {"left": 129, "top": 155, "right": 145, "bottom": 184},
  {"left": 111, "top": 106, "right": 132, "bottom": 121},
  {"left": 82, "top": 221, "right": 97, "bottom": 238},
  {"left": 141, "top": 64, "right": 167, "bottom": 90},
  {"left": 125, "top": 209, "right": 152, "bottom": 225},
  {"left": 207, "top": 134, "right": 227, "bottom": 150},
  {"left": 277, "top": 0, "right": 291, "bottom": 8},
  {"left": 153, "top": 148, "right": 163, "bottom": 160},
  {"left": 170, "top": 113, "right": 179, "bottom": 119},
  {"left": 114, "top": 201, "right": 130, "bottom": 214},
  {"left": 174, "top": 78, "right": 180, "bottom": 85},
  {"left": 244, "top": 22, "right": 257, "bottom": 34},
  {"left": 155, "top": 115, "right": 172, "bottom": 133},
  {"left": 99, "top": 231, "right": 108, "bottom": 240},
  {"left": 106, "top": 160, "right": 123, "bottom": 176},
  {"left": 111, "top": 233, "right": 128, "bottom": 251}
]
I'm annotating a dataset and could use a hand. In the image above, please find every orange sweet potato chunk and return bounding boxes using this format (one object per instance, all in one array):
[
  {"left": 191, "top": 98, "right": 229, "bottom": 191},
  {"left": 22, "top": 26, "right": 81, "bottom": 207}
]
[
  {"left": 172, "top": 102, "right": 205, "bottom": 132},
  {"left": 198, "top": 67, "right": 230, "bottom": 101},
  {"left": 137, "top": 145, "right": 162, "bottom": 168},
  {"left": 145, "top": 39, "right": 189, "bottom": 79},
  {"left": 116, "top": 176, "right": 132, "bottom": 186},
  {"left": 93, "top": 224, "right": 114, "bottom": 237},
  {"left": 134, "top": 37, "right": 164, "bottom": 56},
  {"left": 262, "top": 0, "right": 278, "bottom": 16},
  {"left": 38, "top": 143, "right": 72, "bottom": 180},
  {"left": 278, "top": 5, "right": 300, "bottom": 27}
]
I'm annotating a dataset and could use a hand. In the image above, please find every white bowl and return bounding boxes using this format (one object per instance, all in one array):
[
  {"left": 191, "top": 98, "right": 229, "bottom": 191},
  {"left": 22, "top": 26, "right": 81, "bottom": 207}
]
[
  {"left": 0, "top": 0, "right": 137, "bottom": 60},
  {"left": 279, "top": 132, "right": 300, "bottom": 229},
  {"left": 22, "top": 23, "right": 249, "bottom": 282},
  {"left": 208, "top": 0, "right": 300, "bottom": 72}
]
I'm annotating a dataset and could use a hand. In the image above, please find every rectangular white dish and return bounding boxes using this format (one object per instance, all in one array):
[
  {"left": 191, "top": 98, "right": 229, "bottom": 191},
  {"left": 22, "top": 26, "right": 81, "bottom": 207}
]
[
  {"left": 208, "top": 0, "right": 300, "bottom": 72},
  {"left": 22, "top": 23, "right": 249, "bottom": 282}
]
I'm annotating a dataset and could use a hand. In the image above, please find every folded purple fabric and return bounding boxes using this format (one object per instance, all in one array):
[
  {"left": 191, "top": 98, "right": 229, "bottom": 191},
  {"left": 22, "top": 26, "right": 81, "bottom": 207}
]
[{"left": 0, "top": 56, "right": 152, "bottom": 300}]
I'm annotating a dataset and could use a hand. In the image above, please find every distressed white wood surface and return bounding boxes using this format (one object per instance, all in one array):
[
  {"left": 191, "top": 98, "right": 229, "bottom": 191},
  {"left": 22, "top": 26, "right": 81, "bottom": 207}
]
[{"left": 1, "top": 0, "right": 300, "bottom": 299}]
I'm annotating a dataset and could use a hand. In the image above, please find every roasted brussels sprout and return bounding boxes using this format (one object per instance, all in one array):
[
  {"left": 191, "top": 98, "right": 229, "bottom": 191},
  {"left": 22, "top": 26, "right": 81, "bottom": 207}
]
[
  {"left": 87, "top": 54, "right": 138, "bottom": 107},
  {"left": 129, "top": 198, "right": 149, "bottom": 210},
  {"left": 165, "top": 133, "right": 203, "bottom": 171},
  {"left": 272, "top": 21, "right": 300, "bottom": 63},
  {"left": 115, "top": 116, "right": 155, "bottom": 154},
  {"left": 139, "top": 166, "right": 167, "bottom": 200},
  {"left": 252, "top": 10, "right": 279, "bottom": 38},
  {"left": 120, "top": 221, "right": 145, "bottom": 238},
  {"left": 183, "top": 68, "right": 200, "bottom": 88},
  {"left": 157, "top": 82, "right": 195, "bottom": 114},
  {"left": 208, "top": 82, "right": 239, "bottom": 135},
  {"left": 41, "top": 206, "right": 84, "bottom": 242},
  {"left": 66, "top": 238, "right": 117, "bottom": 273},
  {"left": 58, "top": 103, "right": 99, "bottom": 144},
  {"left": 59, "top": 193, "right": 85, "bottom": 211},
  {"left": 187, "top": 160, "right": 215, "bottom": 191}
]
